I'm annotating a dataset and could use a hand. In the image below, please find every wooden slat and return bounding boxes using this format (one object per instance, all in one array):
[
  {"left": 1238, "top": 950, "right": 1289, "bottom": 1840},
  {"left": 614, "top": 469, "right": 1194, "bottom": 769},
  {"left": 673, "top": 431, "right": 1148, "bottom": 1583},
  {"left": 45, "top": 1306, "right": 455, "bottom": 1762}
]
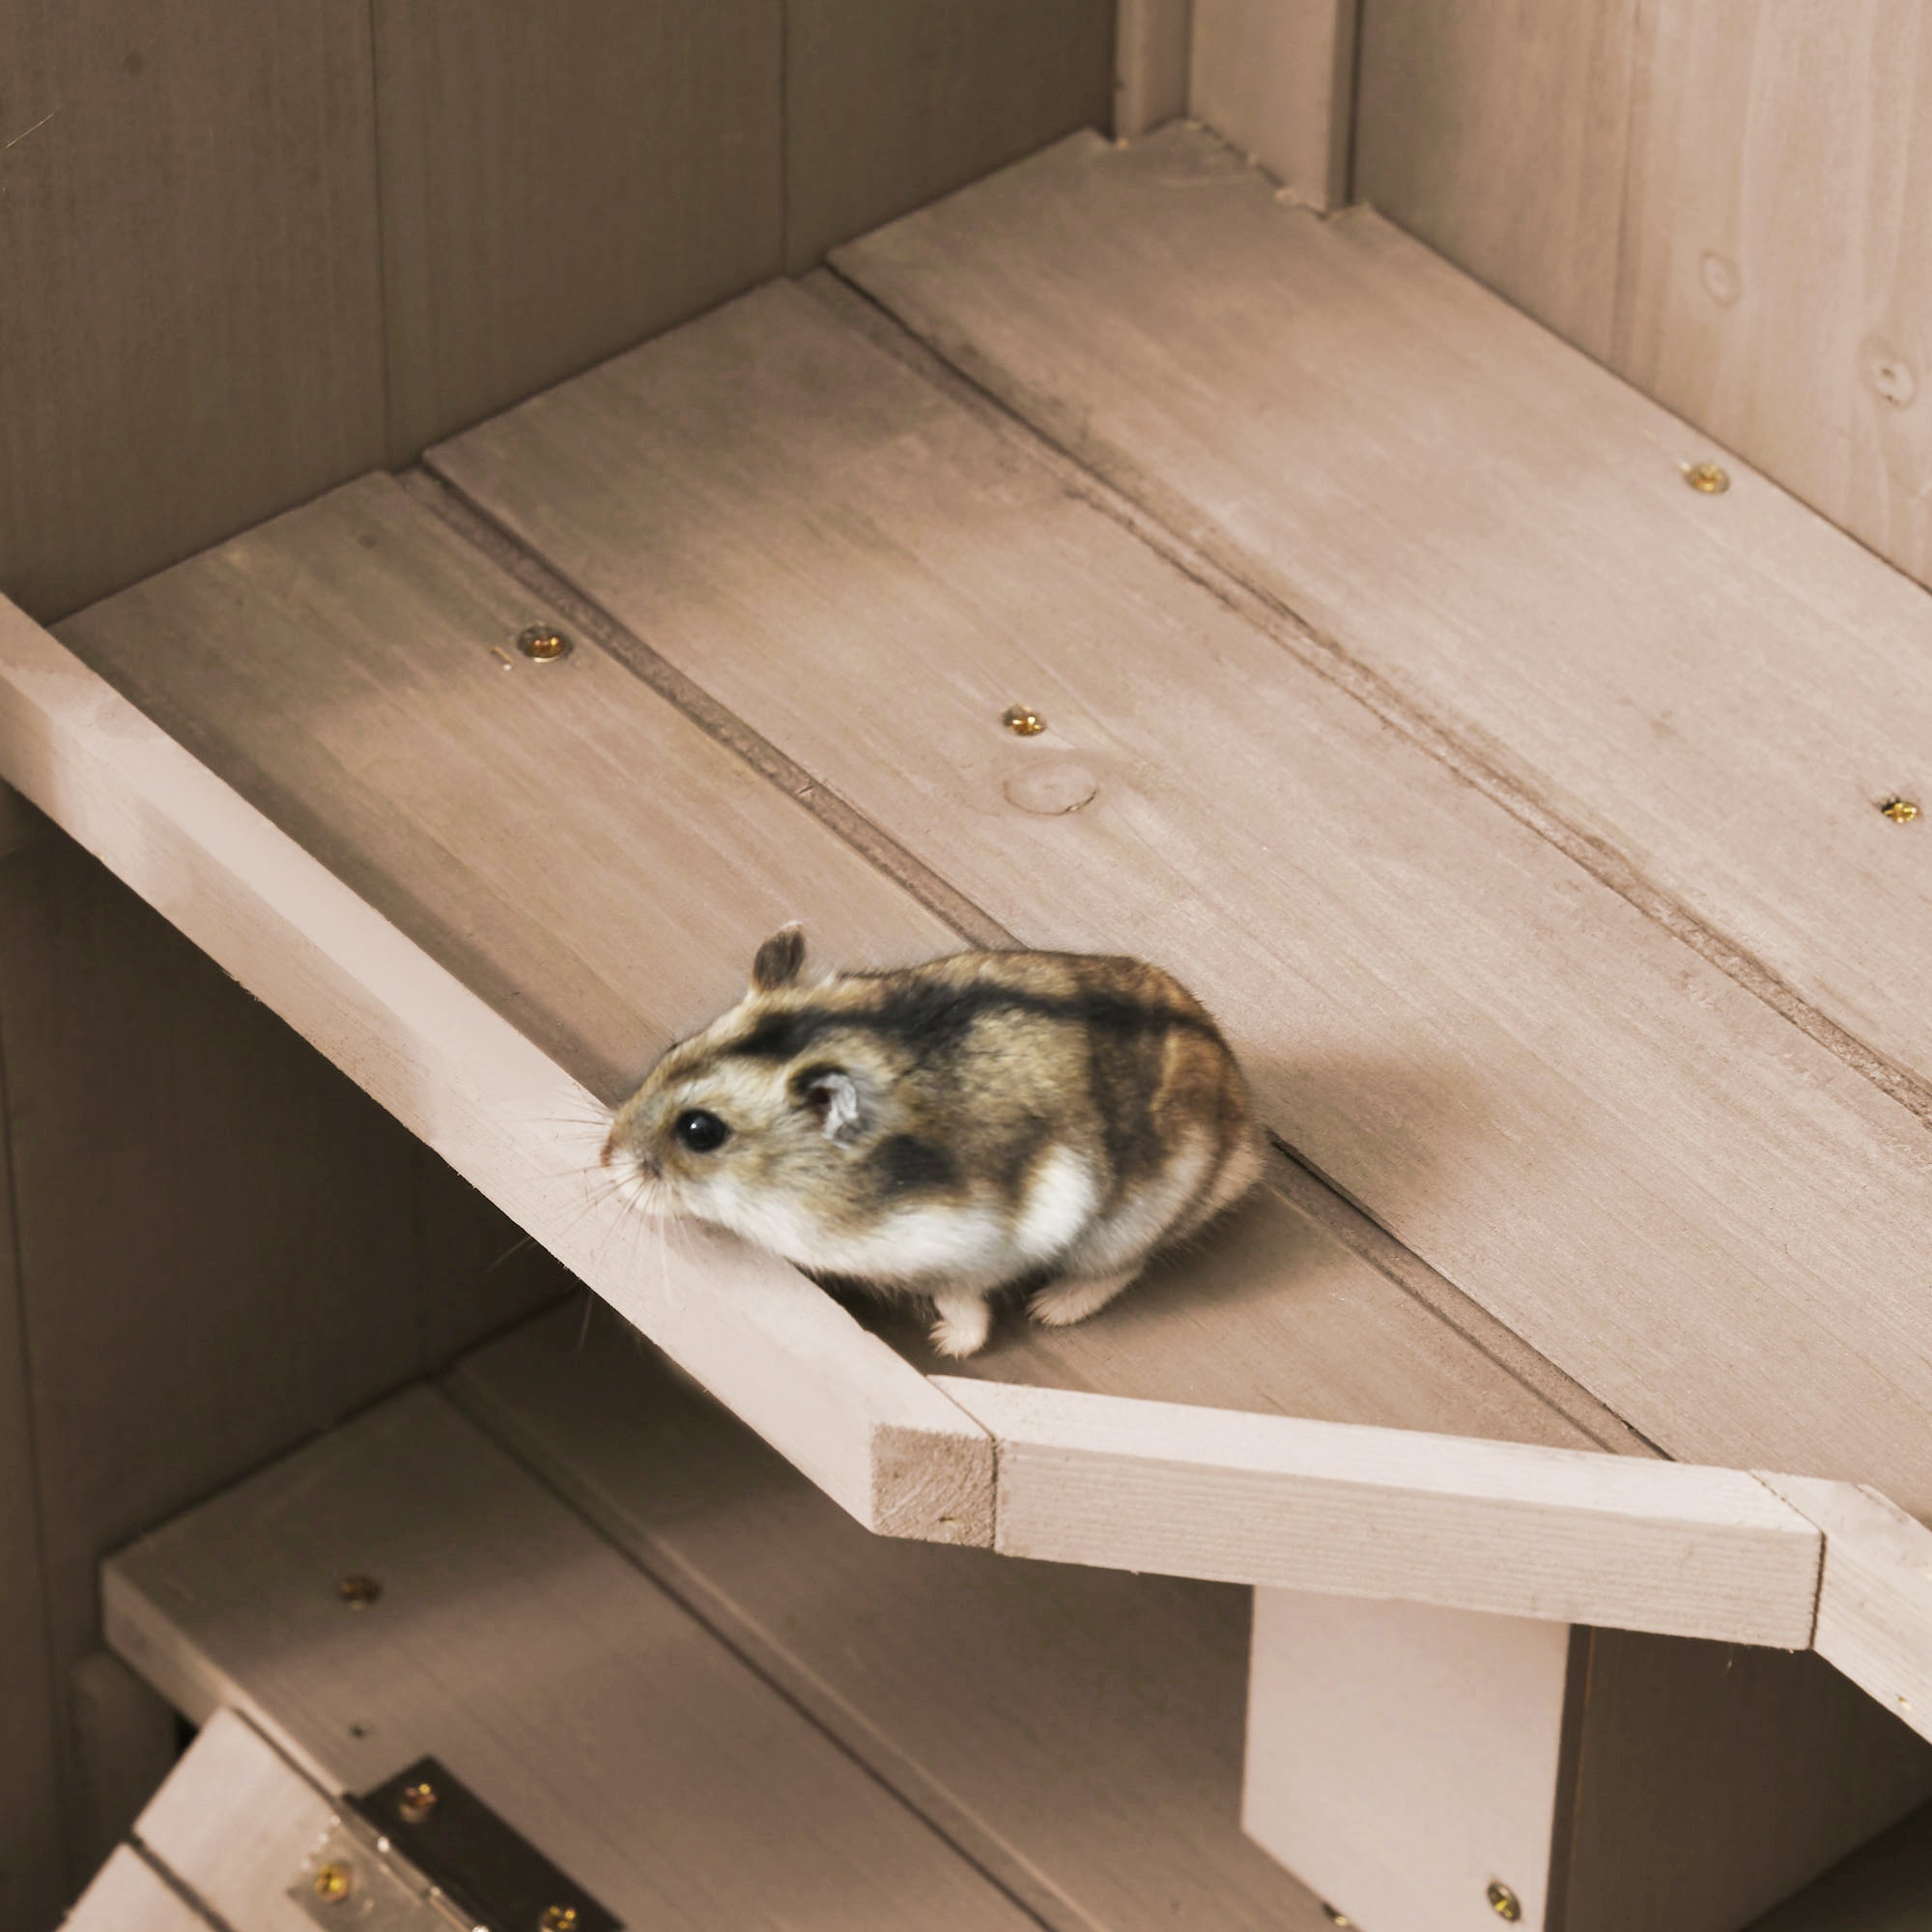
[
  {"left": 0, "top": 588, "right": 989, "bottom": 1543},
  {"left": 0, "top": 2, "right": 384, "bottom": 621},
  {"left": 1114, "top": 0, "right": 1191, "bottom": 139},
  {"left": 783, "top": 0, "right": 1114, "bottom": 270},
  {"left": 432, "top": 270, "right": 1932, "bottom": 1516},
  {"left": 1759, "top": 1475, "right": 1932, "bottom": 1750},
  {"left": 105, "top": 1393, "right": 1036, "bottom": 1932},
  {"left": 373, "top": 0, "right": 783, "bottom": 460},
  {"left": 449, "top": 1303, "right": 1341, "bottom": 1932},
  {"left": 1189, "top": 0, "right": 1358, "bottom": 209},
  {"left": 64, "top": 1848, "right": 213, "bottom": 1932},
  {"left": 939, "top": 1378, "right": 1820, "bottom": 1644}
]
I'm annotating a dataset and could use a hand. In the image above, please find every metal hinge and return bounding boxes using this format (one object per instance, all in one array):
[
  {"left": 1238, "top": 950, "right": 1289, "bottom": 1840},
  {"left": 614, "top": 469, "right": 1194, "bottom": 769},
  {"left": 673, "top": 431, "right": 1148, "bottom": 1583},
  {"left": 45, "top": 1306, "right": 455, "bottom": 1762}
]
[{"left": 289, "top": 1756, "right": 621, "bottom": 1932}]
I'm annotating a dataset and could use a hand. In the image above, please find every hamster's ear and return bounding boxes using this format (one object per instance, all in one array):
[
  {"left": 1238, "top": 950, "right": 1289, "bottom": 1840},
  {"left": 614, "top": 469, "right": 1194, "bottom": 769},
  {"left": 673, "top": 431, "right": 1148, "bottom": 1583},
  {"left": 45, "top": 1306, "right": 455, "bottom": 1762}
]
[
  {"left": 751, "top": 924, "right": 807, "bottom": 993},
  {"left": 795, "top": 1066, "right": 871, "bottom": 1146}
]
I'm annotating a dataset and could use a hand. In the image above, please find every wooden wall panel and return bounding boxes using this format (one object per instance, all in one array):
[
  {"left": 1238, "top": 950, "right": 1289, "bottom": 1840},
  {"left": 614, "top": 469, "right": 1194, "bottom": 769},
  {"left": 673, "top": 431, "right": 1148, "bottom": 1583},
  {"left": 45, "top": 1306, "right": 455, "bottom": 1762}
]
[
  {"left": 373, "top": 0, "right": 786, "bottom": 461},
  {"left": 0, "top": 0, "right": 386, "bottom": 623},
  {"left": 1357, "top": 0, "right": 1932, "bottom": 589},
  {"left": 784, "top": 0, "right": 1115, "bottom": 270}
]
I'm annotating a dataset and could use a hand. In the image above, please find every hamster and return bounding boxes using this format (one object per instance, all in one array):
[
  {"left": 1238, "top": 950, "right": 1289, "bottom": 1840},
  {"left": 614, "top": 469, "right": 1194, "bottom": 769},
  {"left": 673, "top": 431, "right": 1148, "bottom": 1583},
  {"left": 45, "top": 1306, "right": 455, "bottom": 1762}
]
[{"left": 601, "top": 928, "right": 1265, "bottom": 1357}]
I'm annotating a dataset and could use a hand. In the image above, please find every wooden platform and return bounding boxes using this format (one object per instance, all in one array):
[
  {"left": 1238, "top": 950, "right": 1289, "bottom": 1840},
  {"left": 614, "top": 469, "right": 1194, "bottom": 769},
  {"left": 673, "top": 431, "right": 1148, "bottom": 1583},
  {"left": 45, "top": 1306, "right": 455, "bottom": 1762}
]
[{"left": 5, "top": 121, "right": 1932, "bottom": 1729}]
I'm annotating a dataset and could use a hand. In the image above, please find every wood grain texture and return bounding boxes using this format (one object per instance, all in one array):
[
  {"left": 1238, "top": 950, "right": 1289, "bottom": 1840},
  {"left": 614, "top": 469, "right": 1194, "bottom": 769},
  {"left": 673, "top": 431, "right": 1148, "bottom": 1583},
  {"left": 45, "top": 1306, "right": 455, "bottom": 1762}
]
[
  {"left": 1354, "top": 0, "right": 1634, "bottom": 361},
  {"left": 1189, "top": 0, "right": 1358, "bottom": 208},
  {"left": 0, "top": 996, "right": 64, "bottom": 1932},
  {"left": 373, "top": 0, "right": 783, "bottom": 461},
  {"left": 107, "top": 1391, "right": 1037, "bottom": 1932},
  {"left": 1114, "top": 0, "right": 1190, "bottom": 138},
  {"left": 0, "top": 590, "right": 989, "bottom": 1541},
  {"left": 451, "top": 1302, "right": 1342, "bottom": 1932},
  {"left": 1358, "top": 0, "right": 1932, "bottom": 593},
  {"left": 1760, "top": 1475, "right": 1932, "bottom": 1750},
  {"left": 63, "top": 1848, "right": 211, "bottom": 1932},
  {"left": 0, "top": 0, "right": 384, "bottom": 622},
  {"left": 939, "top": 1379, "right": 1821, "bottom": 1643},
  {"left": 783, "top": 0, "right": 1115, "bottom": 270},
  {"left": 435, "top": 269, "right": 1932, "bottom": 1514},
  {"left": 130, "top": 1711, "right": 332, "bottom": 1932}
]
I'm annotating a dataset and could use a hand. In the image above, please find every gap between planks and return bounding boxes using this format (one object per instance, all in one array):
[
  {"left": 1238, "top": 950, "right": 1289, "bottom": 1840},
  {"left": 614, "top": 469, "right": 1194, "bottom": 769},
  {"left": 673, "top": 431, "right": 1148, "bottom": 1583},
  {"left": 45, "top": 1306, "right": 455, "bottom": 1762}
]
[
  {"left": 412, "top": 454, "right": 1651, "bottom": 1465},
  {"left": 817, "top": 218, "right": 1932, "bottom": 1139}
]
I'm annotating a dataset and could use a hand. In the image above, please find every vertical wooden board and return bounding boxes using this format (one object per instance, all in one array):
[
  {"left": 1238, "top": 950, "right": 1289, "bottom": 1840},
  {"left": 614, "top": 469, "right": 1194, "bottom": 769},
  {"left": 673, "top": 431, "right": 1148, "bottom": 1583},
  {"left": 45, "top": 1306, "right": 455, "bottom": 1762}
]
[
  {"left": 373, "top": 0, "right": 784, "bottom": 461},
  {"left": 1114, "top": 0, "right": 1191, "bottom": 138},
  {"left": 783, "top": 0, "right": 1114, "bottom": 270},
  {"left": 0, "top": 996, "right": 64, "bottom": 1932},
  {"left": 69, "top": 1652, "right": 179, "bottom": 1890},
  {"left": 0, "top": 0, "right": 384, "bottom": 621},
  {"left": 1353, "top": 0, "right": 1634, "bottom": 362},
  {"left": 0, "top": 838, "right": 424, "bottom": 1873},
  {"left": 1189, "top": 0, "right": 1358, "bottom": 209},
  {"left": 1610, "top": 1, "right": 1932, "bottom": 591},
  {"left": 450, "top": 1303, "right": 1342, "bottom": 1932}
]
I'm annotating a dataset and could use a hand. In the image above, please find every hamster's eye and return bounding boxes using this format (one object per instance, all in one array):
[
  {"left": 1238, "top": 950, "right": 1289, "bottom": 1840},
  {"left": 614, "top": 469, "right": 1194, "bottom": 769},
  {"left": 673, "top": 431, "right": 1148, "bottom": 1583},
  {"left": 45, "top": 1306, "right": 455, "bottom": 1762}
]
[{"left": 673, "top": 1109, "right": 730, "bottom": 1153}]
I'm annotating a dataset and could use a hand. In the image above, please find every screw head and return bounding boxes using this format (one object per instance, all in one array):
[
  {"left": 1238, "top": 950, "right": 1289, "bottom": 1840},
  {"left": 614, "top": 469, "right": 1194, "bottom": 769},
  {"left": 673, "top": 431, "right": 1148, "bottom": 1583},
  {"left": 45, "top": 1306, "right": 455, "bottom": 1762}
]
[
  {"left": 516, "top": 625, "right": 573, "bottom": 662},
  {"left": 1001, "top": 703, "right": 1045, "bottom": 736},
  {"left": 313, "top": 1861, "right": 355, "bottom": 1904},
  {"left": 338, "top": 1575, "right": 382, "bottom": 1609},
  {"left": 1321, "top": 1907, "right": 1353, "bottom": 1927},
  {"left": 1881, "top": 796, "right": 1920, "bottom": 823},
  {"left": 1488, "top": 1880, "right": 1523, "bottom": 1921},
  {"left": 398, "top": 1779, "right": 439, "bottom": 1822},
  {"left": 1684, "top": 459, "right": 1731, "bottom": 495},
  {"left": 541, "top": 1909, "right": 582, "bottom": 1932}
]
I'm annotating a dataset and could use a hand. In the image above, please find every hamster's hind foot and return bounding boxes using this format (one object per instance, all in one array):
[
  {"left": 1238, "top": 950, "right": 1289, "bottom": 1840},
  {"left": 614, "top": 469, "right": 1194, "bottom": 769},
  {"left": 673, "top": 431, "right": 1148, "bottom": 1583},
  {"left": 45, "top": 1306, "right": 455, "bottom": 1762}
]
[
  {"left": 928, "top": 1291, "right": 994, "bottom": 1358},
  {"left": 1028, "top": 1270, "right": 1137, "bottom": 1329}
]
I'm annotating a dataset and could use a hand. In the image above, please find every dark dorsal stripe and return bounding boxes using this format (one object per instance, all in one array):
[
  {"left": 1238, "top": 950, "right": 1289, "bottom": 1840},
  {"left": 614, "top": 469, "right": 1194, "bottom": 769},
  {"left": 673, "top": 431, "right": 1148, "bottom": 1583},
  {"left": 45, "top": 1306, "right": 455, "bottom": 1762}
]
[{"left": 871, "top": 1133, "right": 960, "bottom": 1196}]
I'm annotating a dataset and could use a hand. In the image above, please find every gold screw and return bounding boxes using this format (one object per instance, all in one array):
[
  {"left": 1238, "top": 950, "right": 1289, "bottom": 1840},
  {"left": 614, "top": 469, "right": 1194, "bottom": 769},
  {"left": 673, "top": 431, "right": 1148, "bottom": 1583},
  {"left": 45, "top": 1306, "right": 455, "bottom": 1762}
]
[
  {"left": 338, "top": 1575, "right": 382, "bottom": 1609},
  {"left": 1321, "top": 1908, "right": 1353, "bottom": 1927},
  {"left": 398, "top": 1779, "right": 439, "bottom": 1822},
  {"left": 1684, "top": 459, "right": 1731, "bottom": 495},
  {"left": 1001, "top": 704, "right": 1045, "bottom": 736},
  {"left": 1488, "top": 1880, "right": 1523, "bottom": 1921},
  {"left": 313, "top": 1861, "right": 355, "bottom": 1904},
  {"left": 541, "top": 1909, "right": 582, "bottom": 1932},
  {"left": 1881, "top": 797, "right": 1920, "bottom": 823},
  {"left": 516, "top": 625, "right": 572, "bottom": 662}
]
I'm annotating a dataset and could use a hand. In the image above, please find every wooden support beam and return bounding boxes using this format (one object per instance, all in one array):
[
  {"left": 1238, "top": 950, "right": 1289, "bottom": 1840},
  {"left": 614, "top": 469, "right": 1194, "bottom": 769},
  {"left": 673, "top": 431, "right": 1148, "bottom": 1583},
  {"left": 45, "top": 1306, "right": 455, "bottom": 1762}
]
[
  {"left": 936, "top": 1378, "right": 1821, "bottom": 1645},
  {"left": 1244, "top": 1591, "right": 1932, "bottom": 1932}
]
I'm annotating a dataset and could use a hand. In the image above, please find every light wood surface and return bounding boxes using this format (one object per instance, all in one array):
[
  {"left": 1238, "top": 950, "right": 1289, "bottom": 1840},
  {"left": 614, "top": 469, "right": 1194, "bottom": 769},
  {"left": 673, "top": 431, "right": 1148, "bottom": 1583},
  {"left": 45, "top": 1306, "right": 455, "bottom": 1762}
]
[
  {"left": 0, "top": 590, "right": 989, "bottom": 1543},
  {"left": 1760, "top": 1475, "right": 1932, "bottom": 1749},
  {"left": 1189, "top": 0, "right": 1357, "bottom": 208},
  {"left": 106, "top": 1391, "right": 1038, "bottom": 1932},
  {"left": 450, "top": 1301, "right": 1341, "bottom": 1932},
  {"left": 435, "top": 265, "right": 1932, "bottom": 1516},
  {"left": 373, "top": 0, "right": 783, "bottom": 460},
  {"left": 1114, "top": 0, "right": 1191, "bottom": 139},
  {"left": 1358, "top": 0, "right": 1932, "bottom": 595},
  {"left": 0, "top": 2, "right": 385, "bottom": 621},
  {"left": 782, "top": 0, "right": 1114, "bottom": 270},
  {"left": 63, "top": 1848, "right": 212, "bottom": 1932},
  {"left": 938, "top": 1378, "right": 1820, "bottom": 1644},
  {"left": 130, "top": 1711, "right": 333, "bottom": 1932}
]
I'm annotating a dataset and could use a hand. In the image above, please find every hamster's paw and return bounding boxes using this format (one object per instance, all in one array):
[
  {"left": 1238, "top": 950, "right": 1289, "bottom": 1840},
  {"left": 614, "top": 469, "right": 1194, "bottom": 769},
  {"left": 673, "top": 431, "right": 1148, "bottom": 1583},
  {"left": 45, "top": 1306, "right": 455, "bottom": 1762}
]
[
  {"left": 928, "top": 1291, "right": 993, "bottom": 1358},
  {"left": 1028, "top": 1270, "right": 1137, "bottom": 1328}
]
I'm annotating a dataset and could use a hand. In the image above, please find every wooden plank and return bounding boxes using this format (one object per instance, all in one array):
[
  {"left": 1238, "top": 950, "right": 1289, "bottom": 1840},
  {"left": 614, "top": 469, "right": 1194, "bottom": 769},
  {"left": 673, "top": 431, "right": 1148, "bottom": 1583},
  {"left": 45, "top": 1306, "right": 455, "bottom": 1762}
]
[
  {"left": 64, "top": 1847, "right": 213, "bottom": 1932},
  {"left": 106, "top": 1391, "right": 1037, "bottom": 1932},
  {"left": 938, "top": 1378, "right": 1821, "bottom": 1643},
  {"left": 373, "top": 0, "right": 782, "bottom": 461},
  {"left": 131, "top": 1711, "right": 331, "bottom": 1932},
  {"left": 0, "top": 583, "right": 989, "bottom": 1543},
  {"left": 1353, "top": 0, "right": 1634, "bottom": 361},
  {"left": 783, "top": 0, "right": 1115, "bottom": 270},
  {"left": 433, "top": 270, "right": 1932, "bottom": 1516},
  {"left": 449, "top": 1302, "right": 1341, "bottom": 1932},
  {"left": 1752, "top": 1802, "right": 1932, "bottom": 1932},
  {"left": 1114, "top": 0, "right": 1191, "bottom": 139},
  {"left": 1759, "top": 1475, "right": 1932, "bottom": 1750},
  {"left": 0, "top": 997, "right": 64, "bottom": 1932},
  {"left": 1189, "top": 0, "right": 1358, "bottom": 209},
  {"left": 0, "top": 2, "right": 384, "bottom": 622},
  {"left": 1610, "top": 1, "right": 1932, "bottom": 593}
]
